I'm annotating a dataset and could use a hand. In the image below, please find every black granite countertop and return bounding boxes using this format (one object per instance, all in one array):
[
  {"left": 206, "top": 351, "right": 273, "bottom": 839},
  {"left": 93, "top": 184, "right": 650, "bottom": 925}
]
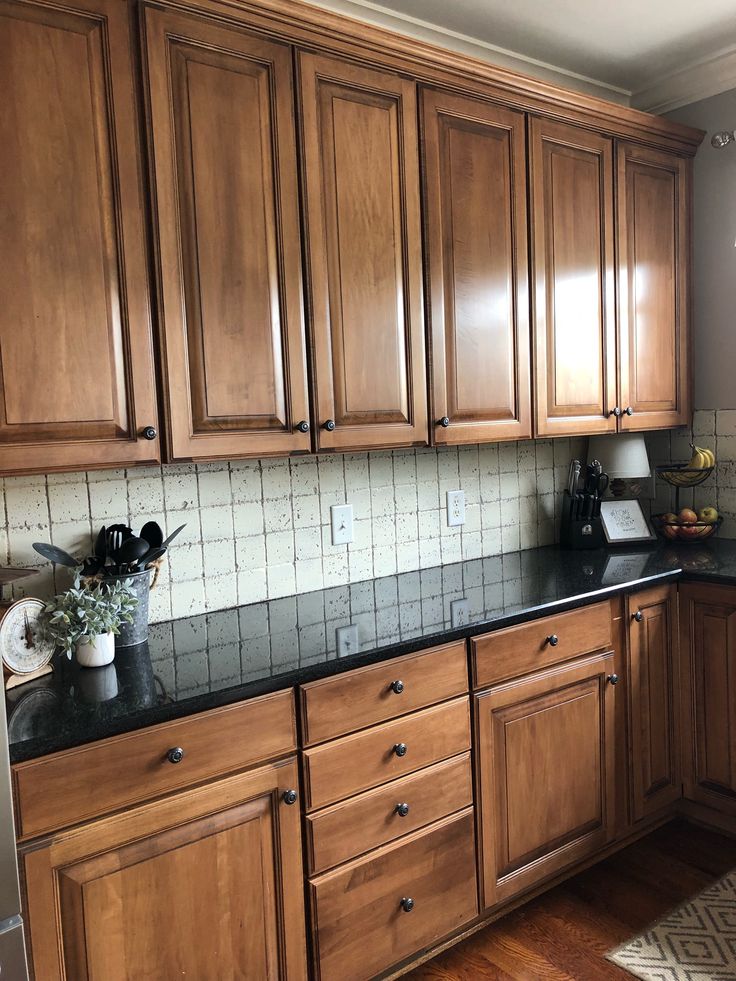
[{"left": 7, "top": 539, "right": 736, "bottom": 763}]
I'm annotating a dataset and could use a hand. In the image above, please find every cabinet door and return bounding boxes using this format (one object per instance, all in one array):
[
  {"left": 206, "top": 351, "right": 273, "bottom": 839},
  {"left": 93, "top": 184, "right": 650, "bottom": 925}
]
[
  {"left": 530, "top": 118, "right": 617, "bottom": 437},
  {"left": 627, "top": 585, "right": 681, "bottom": 821},
  {"left": 617, "top": 144, "right": 691, "bottom": 430},
  {"left": 144, "top": 7, "right": 310, "bottom": 461},
  {"left": 421, "top": 88, "right": 531, "bottom": 444},
  {"left": 298, "top": 52, "right": 427, "bottom": 451},
  {"left": 680, "top": 583, "right": 736, "bottom": 815},
  {"left": 475, "top": 651, "right": 616, "bottom": 909},
  {"left": 22, "top": 761, "right": 307, "bottom": 981},
  {"left": 0, "top": 0, "right": 158, "bottom": 474}
]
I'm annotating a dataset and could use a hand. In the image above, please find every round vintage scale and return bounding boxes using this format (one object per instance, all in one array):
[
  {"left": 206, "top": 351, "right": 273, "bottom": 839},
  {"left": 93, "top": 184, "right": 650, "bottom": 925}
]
[{"left": 0, "top": 568, "right": 55, "bottom": 690}]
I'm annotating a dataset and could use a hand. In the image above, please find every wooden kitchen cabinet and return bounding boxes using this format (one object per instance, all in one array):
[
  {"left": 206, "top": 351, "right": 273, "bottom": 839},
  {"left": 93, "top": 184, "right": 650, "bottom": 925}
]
[
  {"left": 617, "top": 143, "right": 691, "bottom": 430},
  {"left": 297, "top": 51, "right": 428, "bottom": 451},
  {"left": 143, "top": 6, "right": 311, "bottom": 461},
  {"left": 475, "top": 650, "right": 617, "bottom": 908},
  {"left": 21, "top": 760, "right": 308, "bottom": 981},
  {"left": 627, "top": 585, "right": 681, "bottom": 822},
  {"left": 421, "top": 88, "right": 531, "bottom": 444},
  {"left": 0, "top": 0, "right": 159, "bottom": 475}
]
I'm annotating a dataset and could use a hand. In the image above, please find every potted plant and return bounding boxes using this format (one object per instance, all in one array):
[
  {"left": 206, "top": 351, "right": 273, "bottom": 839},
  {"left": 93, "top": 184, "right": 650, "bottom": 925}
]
[{"left": 41, "top": 576, "right": 138, "bottom": 667}]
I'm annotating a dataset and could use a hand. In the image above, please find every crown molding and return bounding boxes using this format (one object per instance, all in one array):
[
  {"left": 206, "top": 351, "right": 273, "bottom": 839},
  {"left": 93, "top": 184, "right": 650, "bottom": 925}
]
[
  {"left": 304, "top": 0, "right": 632, "bottom": 104},
  {"left": 632, "top": 45, "right": 736, "bottom": 114}
]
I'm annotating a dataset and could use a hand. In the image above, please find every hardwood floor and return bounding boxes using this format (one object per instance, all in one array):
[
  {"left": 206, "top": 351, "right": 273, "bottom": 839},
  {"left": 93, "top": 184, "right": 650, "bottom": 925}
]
[{"left": 407, "top": 820, "right": 736, "bottom": 980}]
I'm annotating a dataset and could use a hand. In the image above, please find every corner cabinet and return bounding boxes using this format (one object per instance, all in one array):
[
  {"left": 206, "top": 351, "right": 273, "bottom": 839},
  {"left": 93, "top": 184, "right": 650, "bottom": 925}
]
[
  {"left": 420, "top": 88, "right": 531, "bottom": 444},
  {"left": 297, "top": 52, "right": 428, "bottom": 451},
  {"left": 142, "top": 6, "right": 311, "bottom": 461},
  {"left": 0, "top": 0, "right": 159, "bottom": 474}
]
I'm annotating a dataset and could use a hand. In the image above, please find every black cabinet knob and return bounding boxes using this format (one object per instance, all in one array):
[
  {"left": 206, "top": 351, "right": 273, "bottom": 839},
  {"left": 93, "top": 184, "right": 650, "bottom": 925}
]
[
  {"left": 546, "top": 634, "right": 559, "bottom": 647},
  {"left": 400, "top": 897, "right": 415, "bottom": 913},
  {"left": 396, "top": 802, "right": 410, "bottom": 817},
  {"left": 633, "top": 611, "right": 643, "bottom": 622},
  {"left": 390, "top": 679, "right": 404, "bottom": 694},
  {"left": 610, "top": 407, "right": 622, "bottom": 418},
  {"left": 166, "top": 746, "right": 184, "bottom": 764},
  {"left": 438, "top": 416, "right": 450, "bottom": 428},
  {"left": 282, "top": 789, "right": 298, "bottom": 805},
  {"left": 607, "top": 673, "right": 619, "bottom": 686},
  {"left": 393, "top": 742, "right": 408, "bottom": 758},
  {"left": 625, "top": 406, "right": 634, "bottom": 416},
  {"left": 323, "top": 419, "right": 336, "bottom": 432},
  {"left": 296, "top": 420, "right": 310, "bottom": 433},
  {"left": 141, "top": 426, "right": 157, "bottom": 440}
]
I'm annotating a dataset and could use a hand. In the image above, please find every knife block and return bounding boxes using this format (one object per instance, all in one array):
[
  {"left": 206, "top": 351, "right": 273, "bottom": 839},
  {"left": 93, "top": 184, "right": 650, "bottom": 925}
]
[{"left": 560, "top": 491, "right": 605, "bottom": 549}]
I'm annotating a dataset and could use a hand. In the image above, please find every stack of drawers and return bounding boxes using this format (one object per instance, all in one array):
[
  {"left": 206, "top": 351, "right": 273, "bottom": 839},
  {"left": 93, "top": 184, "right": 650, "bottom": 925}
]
[{"left": 299, "top": 641, "right": 478, "bottom": 981}]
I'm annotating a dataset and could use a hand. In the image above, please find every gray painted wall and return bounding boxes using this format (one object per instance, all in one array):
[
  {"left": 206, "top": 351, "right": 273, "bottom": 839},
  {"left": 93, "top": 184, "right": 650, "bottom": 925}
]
[{"left": 668, "top": 89, "right": 736, "bottom": 409}]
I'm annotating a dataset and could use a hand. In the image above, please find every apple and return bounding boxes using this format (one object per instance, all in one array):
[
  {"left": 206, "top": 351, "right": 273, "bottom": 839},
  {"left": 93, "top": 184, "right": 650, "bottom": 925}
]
[
  {"left": 663, "top": 524, "right": 679, "bottom": 540},
  {"left": 679, "top": 508, "right": 698, "bottom": 525},
  {"left": 662, "top": 512, "right": 679, "bottom": 525},
  {"left": 679, "top": 524, "right": 701, "bottom": 539},
  {"left": 698, "top": 506, "right": 719, "bottom": 525}
]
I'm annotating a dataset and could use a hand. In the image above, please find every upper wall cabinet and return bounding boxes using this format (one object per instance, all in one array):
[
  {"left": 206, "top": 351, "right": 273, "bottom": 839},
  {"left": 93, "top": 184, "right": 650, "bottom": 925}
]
[
  {"left": 530, "top": 118, "right": 617, "bottom": 438},
  {"left": 617, "top": 144, "right": 691, "bottom": 431},
  {"left": 297, "top": 52, "right": 428, "bottom": 451},
  {"left": 421, "top": 89, "right": 531, "bottom": 445},
  {"left": 143, "top": 6, "right": 311, "bottom": 461},
  {"left": 0, "top": 0, "right": 159, "bottom": 475}
]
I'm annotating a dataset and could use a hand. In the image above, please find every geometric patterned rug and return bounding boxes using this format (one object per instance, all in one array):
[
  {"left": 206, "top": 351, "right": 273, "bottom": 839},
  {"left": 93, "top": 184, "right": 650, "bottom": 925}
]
[{"left": 607, "top": 870, "right": 736, "bottom": 980}]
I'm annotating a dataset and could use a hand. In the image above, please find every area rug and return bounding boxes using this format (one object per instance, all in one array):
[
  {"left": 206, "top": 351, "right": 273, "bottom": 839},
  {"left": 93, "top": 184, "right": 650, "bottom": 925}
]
[{"left": 607, "top": 870, "right": 736, "bottom": 980}]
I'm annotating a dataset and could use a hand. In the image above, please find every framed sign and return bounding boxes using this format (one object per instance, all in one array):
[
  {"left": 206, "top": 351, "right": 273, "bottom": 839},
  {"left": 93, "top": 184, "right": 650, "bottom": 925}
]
[{"left": 600, "top": 499, "right": 656, "bottom": 545}]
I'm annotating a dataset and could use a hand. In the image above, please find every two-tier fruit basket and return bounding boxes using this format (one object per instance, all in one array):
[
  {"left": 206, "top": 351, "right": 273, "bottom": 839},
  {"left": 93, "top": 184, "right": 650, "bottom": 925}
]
[{"left": 652, "top": 446, "right": 721, "bottom": 542}]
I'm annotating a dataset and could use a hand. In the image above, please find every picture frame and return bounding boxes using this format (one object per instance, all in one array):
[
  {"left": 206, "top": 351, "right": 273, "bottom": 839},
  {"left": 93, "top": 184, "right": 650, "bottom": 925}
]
[{"left": 599, "top": 498, "right": 657, "bottom": 546}]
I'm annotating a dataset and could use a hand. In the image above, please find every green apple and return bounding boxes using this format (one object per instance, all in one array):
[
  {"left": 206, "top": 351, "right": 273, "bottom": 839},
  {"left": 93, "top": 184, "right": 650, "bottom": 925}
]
[{"left": 698, "top": 506, "right": 719, "bottom": 525}]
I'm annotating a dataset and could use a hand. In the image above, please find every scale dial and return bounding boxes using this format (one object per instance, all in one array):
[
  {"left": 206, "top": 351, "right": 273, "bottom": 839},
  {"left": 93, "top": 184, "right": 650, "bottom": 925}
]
[{"left": 0, "top": 598, "right": 55, "bottom": 675}]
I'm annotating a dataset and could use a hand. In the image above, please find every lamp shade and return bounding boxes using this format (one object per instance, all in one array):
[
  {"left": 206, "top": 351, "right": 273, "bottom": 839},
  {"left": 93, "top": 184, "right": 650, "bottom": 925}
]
[{"left": 587, "top": 434, "right": 651, "bottom": 479}]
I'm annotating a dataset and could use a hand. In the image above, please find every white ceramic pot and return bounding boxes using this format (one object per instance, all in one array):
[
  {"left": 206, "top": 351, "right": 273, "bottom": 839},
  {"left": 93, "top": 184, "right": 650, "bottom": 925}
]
[{"left": 75, "top": 632, "right": 115, "bottom": 668}]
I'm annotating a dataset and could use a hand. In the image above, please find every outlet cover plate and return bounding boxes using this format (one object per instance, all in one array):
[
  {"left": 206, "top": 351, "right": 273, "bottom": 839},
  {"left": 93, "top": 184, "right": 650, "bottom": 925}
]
[
  {"left": 336, "top": 624, "right": 359, "bottom": 657},
  {"left": 451, "top": 599, "right": 470, "bottom": 628},
  {"left": 331, "top": 503, "right": 354, "bottom": 545},
  {"left": 446, "top": 489, "right": 465, "bottom": 527}
]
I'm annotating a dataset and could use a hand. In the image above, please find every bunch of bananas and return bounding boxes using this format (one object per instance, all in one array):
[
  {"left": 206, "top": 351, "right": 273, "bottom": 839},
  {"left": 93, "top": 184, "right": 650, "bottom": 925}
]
[{"left": 689, "top": 445, "right": 716, "bottom": 469}]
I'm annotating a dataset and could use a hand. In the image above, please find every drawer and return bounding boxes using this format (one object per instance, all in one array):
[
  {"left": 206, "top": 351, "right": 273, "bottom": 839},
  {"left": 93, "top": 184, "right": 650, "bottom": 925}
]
[
  {"left": 299, "top": 640, "right": 468, "bottom": 745},
  {"left": 472, "top": 601, "right": 612, "bottom": 688},
  {"left": 12, "top": 690, "right": 295, "bottom": 840},
  {"left": 310, "top": 808, "right": 477, "bottom": 981},
  {"left": 306, "top": 752, "right": 472, "bottom": 874},
  {"left": 302, "top": 696, "right": 470, "bottom": 811}
]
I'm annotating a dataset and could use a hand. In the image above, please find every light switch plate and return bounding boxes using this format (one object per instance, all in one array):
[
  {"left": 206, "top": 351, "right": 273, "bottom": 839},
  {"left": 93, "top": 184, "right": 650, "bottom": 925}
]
[
  {"left": 330, "top": 503, "right": 354, "bottom": 545},
  {"left": 451, "top": 599, "right": 470, "bottom": 628},
  {"left": 446, "top": 490, "right": 465, "bottom": 527},
  {"left": 336, "top": 624, "right": 359, "bottom": 657}
]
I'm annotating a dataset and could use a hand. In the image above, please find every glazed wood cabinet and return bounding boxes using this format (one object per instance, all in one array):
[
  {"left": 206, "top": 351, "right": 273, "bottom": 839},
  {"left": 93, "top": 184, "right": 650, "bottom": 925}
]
[
  {"left": 627, "top": 585, "right": 681, "bottom": 821},
  {"left": 143, "top": 6, "right": 311, "bottom": 461},
  {"left": 475, "top": 650, "right": 617, "bottom": 908},
  {"left": 0, "top": 0, "right": 159, "bottom": 474},
  {"left": 297, "top": 51, "right": 428, "bottom": 451},
  {"left": 421, "top": 88, "right": 531, "bottom": 444}
]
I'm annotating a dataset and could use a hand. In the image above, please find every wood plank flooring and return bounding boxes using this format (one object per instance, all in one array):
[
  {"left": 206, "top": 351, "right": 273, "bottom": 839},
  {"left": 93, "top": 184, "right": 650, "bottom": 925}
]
[{"left": 407, "top": 820, "right": 736, "bottom": 980}]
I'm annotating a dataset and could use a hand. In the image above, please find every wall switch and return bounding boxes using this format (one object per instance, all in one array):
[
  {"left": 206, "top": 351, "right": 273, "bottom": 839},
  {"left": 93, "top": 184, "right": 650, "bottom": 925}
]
[
  {"left": 446, "top": 490, "right": 465, "bottom": 527},
  {"left": 451, "top": 599, "right": 470, "bottom": 628},
  {"left": 331, "top": 503, "right": 354, "bottom": 545},
  {"left": 336, "top": 624, "right": 359, "bottom": 657}
]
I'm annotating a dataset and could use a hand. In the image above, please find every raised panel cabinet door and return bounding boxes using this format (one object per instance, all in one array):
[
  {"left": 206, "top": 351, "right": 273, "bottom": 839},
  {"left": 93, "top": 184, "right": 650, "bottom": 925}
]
[
  {"left": 680, "top": 583, "right": 736, "bottom": 815},
  {"left": 298, "top": 51, "right": 428, "bottom": 451},
  {"left": 627, "top": 585, "right": 681, "bottom": 822},
  {"left": 22, "top": 760, "right": 308, "bottom": 981},
  {"left": 617, "top": 144, "right": 691, "bottom": 430},
  {"left": 530, "top": 118, "right": 617, "bottom": 437},
  {"left": 0, "top": 0, "right": 158, "bottom": 474},
  {"left": 143, "top": 7, "right": 310, "bottom": 461},
  {"left": 475, "top": 651, "right": 617, "bottom": 909},
  {"left": 421, "top": 88, "right": 531, "bottom": 444}
]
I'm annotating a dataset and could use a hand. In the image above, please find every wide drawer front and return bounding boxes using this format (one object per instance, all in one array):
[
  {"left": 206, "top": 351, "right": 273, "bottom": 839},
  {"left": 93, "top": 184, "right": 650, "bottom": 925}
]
[
  {"left": 299, "top": 640, "right": 468, "bottom": 745},
  {"left": 302, "top": 696, "right": 470, "bottom": 811},
  {"left": 12, "top": 690, "right": 295, "bottom": 840},
  {"left": 310, "top": 808, "right": 478, "bottom": 981},
  {"left": 472, "top": 601, "right": 612, "bottom": 688},
  {"left": 306, "top": 752, "right": 472, "bottom": 874}
]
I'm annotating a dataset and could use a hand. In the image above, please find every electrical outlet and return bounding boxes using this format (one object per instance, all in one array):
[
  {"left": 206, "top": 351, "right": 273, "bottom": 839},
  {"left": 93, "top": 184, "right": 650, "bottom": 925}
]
[
  {"left": 336, "top": 624, "right": 359, "bottom": 657},
  {"left": 330, "top": 503, "right": 354, "bottom": 545},
  {"left": 450, "top": 598, "right": 470, "bottom": 628},
  {"left": 446, "top": 489, "right": 465, "bottom": 527}
]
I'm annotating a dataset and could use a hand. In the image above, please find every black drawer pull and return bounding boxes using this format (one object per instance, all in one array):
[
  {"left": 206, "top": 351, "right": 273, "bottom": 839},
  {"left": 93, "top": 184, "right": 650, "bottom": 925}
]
[
  {"left": 390, "top": 679, "right": 404, "bottom": 694},
  {"left": 633, "top": 611, "right": 643, "bottom": 622},
  {"left": 400, "top": 897, "right": 415, "bottom": 913},
  {"left": 546, "top": 634, "right": 559, "bottom": 647},
  {"left": 166, "top": 747, "right": 184, "bottom": 764},
  {"left": 393, "top": 742, "right": 408, "bottom": 758},
  {"left": 607, "top": 673, "right": 619, "bottom": 686},
  {"left": 396, "top": 802, "right": 410, "bottom": 817},
  {"left": 282, "top": 789, "right": 298, "bottom": 805}
]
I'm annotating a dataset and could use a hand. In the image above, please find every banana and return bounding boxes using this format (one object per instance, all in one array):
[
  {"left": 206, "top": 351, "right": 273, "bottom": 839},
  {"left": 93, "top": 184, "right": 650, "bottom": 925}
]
[{"left": 689, "top": 445, "right": 716, "bottom": 469}]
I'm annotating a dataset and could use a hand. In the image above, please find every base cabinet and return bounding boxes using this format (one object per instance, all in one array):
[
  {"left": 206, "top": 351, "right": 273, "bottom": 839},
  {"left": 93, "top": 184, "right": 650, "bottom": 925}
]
[
  {"left": 22, "top": 761, "right": 307, "bottom": 981},
  {"left": 475, "top": 650, "right": 617, "bottom": 909}
]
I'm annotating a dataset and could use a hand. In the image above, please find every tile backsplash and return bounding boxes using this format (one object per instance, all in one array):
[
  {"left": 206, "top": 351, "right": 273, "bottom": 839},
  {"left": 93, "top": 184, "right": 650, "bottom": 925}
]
[{"left": 0, "top": 438, "right": 586, "bottom": 621}]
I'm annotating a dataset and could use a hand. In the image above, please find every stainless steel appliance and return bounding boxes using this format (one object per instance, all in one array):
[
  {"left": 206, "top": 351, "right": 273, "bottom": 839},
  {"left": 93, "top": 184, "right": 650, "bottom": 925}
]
[{"left": 0, "top": 692, "right": 28, "bottom": 980}]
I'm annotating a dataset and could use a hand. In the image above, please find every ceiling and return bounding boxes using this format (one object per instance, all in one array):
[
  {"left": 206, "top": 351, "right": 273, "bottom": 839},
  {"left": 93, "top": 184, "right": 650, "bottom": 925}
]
[{"left": 310, "top": 0, "right": 736, "bottom": 111}]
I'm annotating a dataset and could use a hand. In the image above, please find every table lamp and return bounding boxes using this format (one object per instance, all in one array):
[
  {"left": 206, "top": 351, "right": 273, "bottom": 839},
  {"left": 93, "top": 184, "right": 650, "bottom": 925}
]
[{"left": 587, "top": 434, "right": 651, "bottom": 497}]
